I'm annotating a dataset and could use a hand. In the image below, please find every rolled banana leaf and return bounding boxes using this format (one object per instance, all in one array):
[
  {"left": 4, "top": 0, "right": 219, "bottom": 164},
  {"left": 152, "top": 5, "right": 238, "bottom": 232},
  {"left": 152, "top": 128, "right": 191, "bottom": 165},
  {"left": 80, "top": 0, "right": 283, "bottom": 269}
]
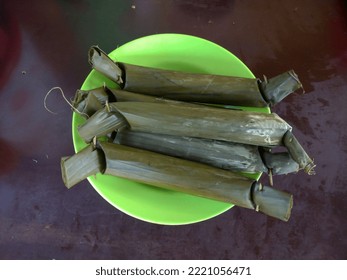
[
  {"left": 109, "top": 101, "right": 290, "bottom": 146},
  {"left": 78, "top": 100, "right": 313, "bottom": 173},
  {"left": 72, "top": 87, "right": 110, "bottom": 118},
  {"left": 61, "top": 142, "right": 293, "bottom": 221},
  {"left": 73, "top": 87, "right": 161, "bottom": 117},
  {"left": 88, "top": 46, "right": 123, "bottom": 84},
  {"left": 107, "top": 87, "right": 162, "bottom": 103},
  {"left": 77, "top": 107, "right": 129, "bottom": 143},
  {"left": 77, "top": 100, "right": 287, "bottom": 146},
  {"left": 108, "top": 101, "right": 314, "bottom": 174},
  {"left": 71, "top": 87, "right": 108, "bottom": 117},
  {"left": 114, "top": 129, "right": 299, "bottom": 175},
  {"left": 72, "top": 85, "right": 223, "bottom": 121},
  {"left": 89, "top": 46, "right": 302, "bottom": 107},
  {"left": 283, "top": 131, "right": 316, "bottom": 175},
  {"left": 61, "top": 145, "right": 104, "bottom": 189},
  {"left": 261, "top": 150, "right": 300, "bottom": 175},
  {"left": 75, "top": 95, "right": 215, "bottom": 143}
]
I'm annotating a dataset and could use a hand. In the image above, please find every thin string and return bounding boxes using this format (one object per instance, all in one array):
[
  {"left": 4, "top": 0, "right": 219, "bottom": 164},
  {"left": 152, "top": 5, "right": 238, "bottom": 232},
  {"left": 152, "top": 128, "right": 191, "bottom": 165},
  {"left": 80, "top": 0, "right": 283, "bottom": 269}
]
[{"left": 44, "top": 87, "right": 89, "bottom": 118}]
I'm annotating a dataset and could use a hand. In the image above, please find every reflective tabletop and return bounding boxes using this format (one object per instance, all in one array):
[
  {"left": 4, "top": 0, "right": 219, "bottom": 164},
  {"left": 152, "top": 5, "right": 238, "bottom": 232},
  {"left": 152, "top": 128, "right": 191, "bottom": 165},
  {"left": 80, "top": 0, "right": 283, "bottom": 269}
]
[{"left": 0, "top": 0, "right": 346, "bottom": 259}]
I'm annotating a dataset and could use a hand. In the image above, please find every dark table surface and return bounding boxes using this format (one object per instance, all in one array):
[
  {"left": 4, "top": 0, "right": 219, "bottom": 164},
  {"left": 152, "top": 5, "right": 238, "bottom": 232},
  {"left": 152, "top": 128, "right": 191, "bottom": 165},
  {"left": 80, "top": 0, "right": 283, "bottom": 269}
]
[{"left": 1, "top": 0, "right": 346, "bottom": 260}]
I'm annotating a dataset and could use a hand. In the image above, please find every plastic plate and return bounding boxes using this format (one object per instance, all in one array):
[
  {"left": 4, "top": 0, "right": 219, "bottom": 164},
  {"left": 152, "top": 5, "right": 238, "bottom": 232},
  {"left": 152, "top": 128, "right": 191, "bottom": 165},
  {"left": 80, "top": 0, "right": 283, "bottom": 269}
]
[{"left": 72, "top": 34, "right": 269, "bottom": 225}]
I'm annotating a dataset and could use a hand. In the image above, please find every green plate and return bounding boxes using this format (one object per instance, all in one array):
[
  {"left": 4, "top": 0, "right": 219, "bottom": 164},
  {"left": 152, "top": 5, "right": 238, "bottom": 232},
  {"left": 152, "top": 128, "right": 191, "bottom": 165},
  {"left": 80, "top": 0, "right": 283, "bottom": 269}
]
[{"left": 72, "top": 34, "right": 269, "bottom": 225}]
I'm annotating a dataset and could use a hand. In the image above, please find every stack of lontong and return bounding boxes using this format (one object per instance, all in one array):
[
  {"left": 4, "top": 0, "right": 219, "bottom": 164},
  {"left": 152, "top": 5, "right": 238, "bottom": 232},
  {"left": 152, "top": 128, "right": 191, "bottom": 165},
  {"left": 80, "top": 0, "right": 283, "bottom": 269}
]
[{"left": 61, "top": 46, "right": 315, "bottom": 222}]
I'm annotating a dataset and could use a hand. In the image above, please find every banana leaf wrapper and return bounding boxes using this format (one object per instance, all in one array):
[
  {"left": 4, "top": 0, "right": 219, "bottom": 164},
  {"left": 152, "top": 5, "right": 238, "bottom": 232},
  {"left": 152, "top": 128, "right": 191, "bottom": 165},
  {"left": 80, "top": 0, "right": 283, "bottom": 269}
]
[
  {"left": 61, "top": 142, "right": 293, "bottom": 221},
  {"left": 109, "top": 101, "right": 290, "bottom": 146},
  {"left": 114, "top": 129, "right": 300, "bottom": 175},
  {"left": 109, "top": 101, "right": 314, "bottom": 173},
  {"left": 72, "top": 85, "right": 223, "bottom": 121},
  {"left": 77, "top": 100, "right": 288, "bottom": 145},
  {"left": 72, "top": 87, "right": 110, "bottom": 118},
  {"left": 77, "top": 100, "right": 314, "bottom": 174},
  {"left": 75, "top": 95, "right": 213, "bottom": 143},
  {"left": 107, "top": 87, "right": 162, "bottom": 103},
  {"left": 261, "top": 151, "right": 300, "bottom": 175},
  {"left": 283, "top": 131, "right": 316, "bottom": 175},
  {"left": 61, "top": 145, "right": 104, "bottom": 189},
  {"left": 89, "top": 46, "right": 302, "bottom": 107},
  {"left": 77, "top": 107, "right": 129, "bottom": 143},
  {"left": 72, "top": 87, "right": 160, "bottom": 117}
]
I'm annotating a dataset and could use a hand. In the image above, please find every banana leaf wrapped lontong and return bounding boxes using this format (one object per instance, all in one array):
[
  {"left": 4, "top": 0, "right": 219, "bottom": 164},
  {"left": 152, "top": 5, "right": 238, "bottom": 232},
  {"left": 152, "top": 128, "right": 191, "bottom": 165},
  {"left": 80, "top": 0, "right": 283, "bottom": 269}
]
[
  {"left": 77, "top": 100, "right": 315, "bottom": 175},
  {"left": 77, "top": 109, "right": 300, "bottom": 175},
  {"left": 61, "top": 142, "right": 293, "bottom": 221},
  {"left": 73, "top": 86, "right": 159, "bottom": 118},
  {"left": 88, "top": 46, "right": 303, "bottom": 107},
  {"left": 73, "top": 88, "right": 299, "bottom": 175},
  {"left": 114, "top": 129, "right": 299, "bottom": 175}
]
